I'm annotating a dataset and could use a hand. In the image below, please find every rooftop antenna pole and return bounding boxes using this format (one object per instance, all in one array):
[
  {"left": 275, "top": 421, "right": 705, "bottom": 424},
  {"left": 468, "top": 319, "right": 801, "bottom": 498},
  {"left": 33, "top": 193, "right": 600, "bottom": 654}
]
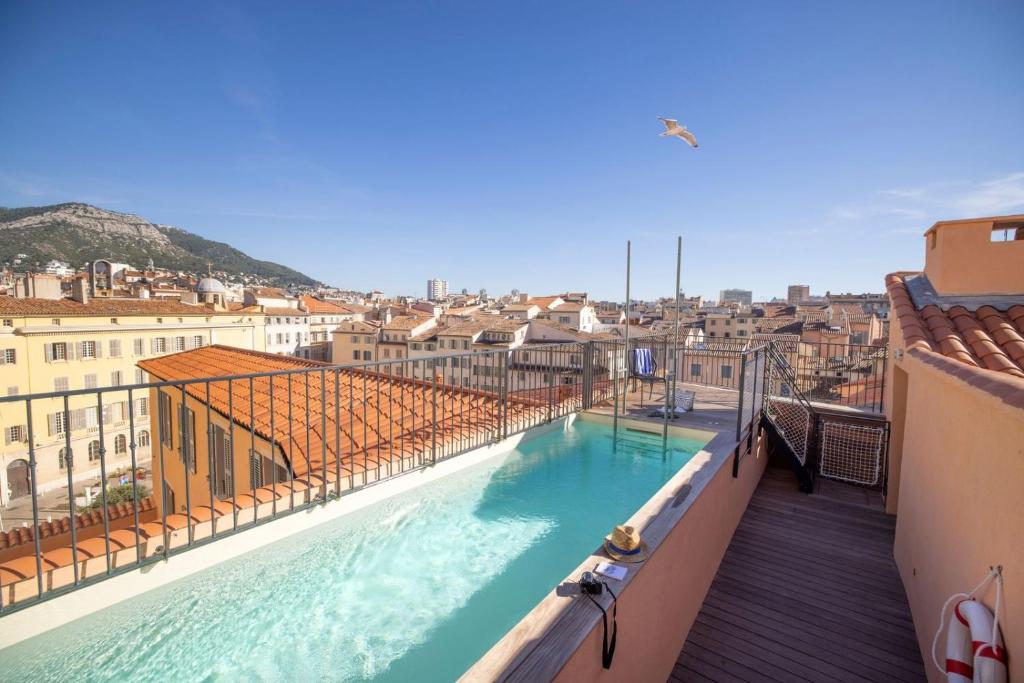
[
  {"left": 610, "top": 240, "right": 626, "bottom": 444},
  {"left": 663, "top": 236, "right": 682, "bottom": 449},
  {"left": 623, "top": 240, "right": 631, "bottom": 416}
]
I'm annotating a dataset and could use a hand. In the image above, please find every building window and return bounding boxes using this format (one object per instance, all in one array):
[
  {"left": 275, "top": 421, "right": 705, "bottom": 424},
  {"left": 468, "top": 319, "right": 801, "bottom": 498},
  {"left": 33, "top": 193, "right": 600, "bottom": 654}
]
[
  {"left": 81, "top": 341, "right": 97, "bottom": 359},
  {"left": 5, "top": 425, "right": 25, "bottom": 444},
  {"left": 2, "top": 319, "right": 12, "bottom": 327},
  {"left": 249, "top": 450, "right": 264, "bottom": 489},
  {"left": 48, "top": 411, "right": 67, "bottom": 436},
  {"left": 88, "top": 440, "right": 101, "bottom": 462},
  {"left": 351, "top": 335, "right": 359, "bottom": 343},
  {"left": 52, "top": 318, "right": 61, "bottom": 326},
  {"left": 134, "top": 338, "right": 145, "bottom": 355},
  {"left": 136, "top": 368, "right": 146, "bottom": 384},
  {"left": 690, "top": 363, "right": 702, "bottom": 376},
  {"left": 173, "top": 336, "right": 186, "bottom": 352},
  {"left": 111, "top": 371, "right": 123, "bottom": 387},
  {"left": 559, "top": 316, "right": 571, "bottom": 324},
  {"left": 1, "top": 349, "right": 15, "bottom": 364},
  {"left": 183, "top": 406, "right": 197, "bottom": 473},
  {"left": 353, "top": 350, "right": 360, "bottom": 360},
  {"left": 721, "top": 365, "right": 733, "bottom": 379},
  {"left": 363, "top": 350, "right": 371, "bottom": 360},
  {"left": 54, "top": 376, "right": 69, "bottom": 392},
  {"left": 193, "top": 335, "right": 203, "bottom": 348},
  {"left": 137, "top": 430, "right": 150, "bottom": 447},
  {"left": 153, "top": 338, "right": 167, "bottom": 354},
  {"left": 85, "top": 374, "right": 98, "bottom": 389},
  {"left": 48, "top": 342, "right": 68, "bottom": 361},
  {"left": 109, "top": 339, "right": 122, "bottom": 357},
  {"left": 114, "top": 434, "right": 127, "bottom": 454}
]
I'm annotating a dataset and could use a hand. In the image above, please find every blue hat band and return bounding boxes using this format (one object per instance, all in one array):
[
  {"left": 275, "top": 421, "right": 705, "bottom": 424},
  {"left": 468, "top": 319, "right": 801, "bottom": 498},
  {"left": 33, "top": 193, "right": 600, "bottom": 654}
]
[{"left": 607, "top": 541, "right": 641, "bottom": 556}]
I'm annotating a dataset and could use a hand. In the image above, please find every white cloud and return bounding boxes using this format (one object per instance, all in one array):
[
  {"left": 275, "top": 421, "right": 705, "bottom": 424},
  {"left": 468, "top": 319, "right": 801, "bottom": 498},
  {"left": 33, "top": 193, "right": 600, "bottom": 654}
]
[{"left": 828, "top": 171, "right": 1024, "bottom": 234}]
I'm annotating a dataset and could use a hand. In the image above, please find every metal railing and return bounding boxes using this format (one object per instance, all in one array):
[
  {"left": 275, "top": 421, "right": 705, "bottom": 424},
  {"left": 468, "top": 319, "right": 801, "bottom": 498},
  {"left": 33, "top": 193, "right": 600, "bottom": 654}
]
[{"left": 0, "top": 338, "right": 638, "bottom": 613}]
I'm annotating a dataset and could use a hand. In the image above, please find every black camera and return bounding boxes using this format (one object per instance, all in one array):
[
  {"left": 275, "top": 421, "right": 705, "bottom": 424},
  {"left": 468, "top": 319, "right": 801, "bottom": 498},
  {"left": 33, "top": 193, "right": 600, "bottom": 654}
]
[{"left": 579, "top": 571, "right": 604, "bottom": 595}]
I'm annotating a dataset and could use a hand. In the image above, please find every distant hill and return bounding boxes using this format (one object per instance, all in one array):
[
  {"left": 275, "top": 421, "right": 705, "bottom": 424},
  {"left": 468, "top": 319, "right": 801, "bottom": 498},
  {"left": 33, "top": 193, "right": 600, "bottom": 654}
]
[{"left": 0, "top": 203, "right": 320, "bottom": 287}]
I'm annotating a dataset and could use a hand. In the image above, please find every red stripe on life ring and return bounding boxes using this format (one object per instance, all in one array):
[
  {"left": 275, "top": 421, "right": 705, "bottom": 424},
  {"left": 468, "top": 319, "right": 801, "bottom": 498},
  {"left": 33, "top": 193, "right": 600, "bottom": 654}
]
[
  {"left": 954, "top": 601, "right": 970, "bottom": 627},
  {"left": 976, "top": 644, "right": 1008, "bottom": 664},
  {"left": 946, "top": 659, "right": 973, "bottom": 678}
]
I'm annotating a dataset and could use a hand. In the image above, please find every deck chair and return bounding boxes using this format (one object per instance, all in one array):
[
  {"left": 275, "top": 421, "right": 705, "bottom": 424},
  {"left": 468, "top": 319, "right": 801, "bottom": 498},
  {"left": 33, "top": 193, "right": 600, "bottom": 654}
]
[{"left": 630, "top": 348, "right": 665, "bottom": 406}]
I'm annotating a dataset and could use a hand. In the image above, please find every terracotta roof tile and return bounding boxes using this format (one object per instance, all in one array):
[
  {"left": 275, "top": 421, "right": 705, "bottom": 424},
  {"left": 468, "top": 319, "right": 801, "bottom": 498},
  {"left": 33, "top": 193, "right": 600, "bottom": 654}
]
[
  {"left": 138, "top": 346, "right": 545, "bottom": 480},
  {"left": 0, "top": 297, "right": 228, "bottom": 317},
  {"left": 886, "top": 273, "right": 1024, "bottom": 378}
]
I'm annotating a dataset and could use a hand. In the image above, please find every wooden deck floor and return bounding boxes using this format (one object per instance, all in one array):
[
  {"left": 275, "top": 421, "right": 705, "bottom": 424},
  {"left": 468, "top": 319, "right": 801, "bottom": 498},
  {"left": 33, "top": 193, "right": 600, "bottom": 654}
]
[{"left": 671, "top": 468, "right": 927, "bottom": 682}]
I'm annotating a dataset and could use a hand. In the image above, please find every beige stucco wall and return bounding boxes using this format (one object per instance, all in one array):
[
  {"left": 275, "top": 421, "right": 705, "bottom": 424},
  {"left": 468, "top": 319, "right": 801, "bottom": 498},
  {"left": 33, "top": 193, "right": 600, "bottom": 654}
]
[
  {"left": 891, "top": 351, "right": 1023, "bottom": 682},
  {"left": 924, "top": 217, "right": 1024, "bottom": 296},
  {"left": 551, "top": 433, "right": 767, "bottom": 682}
]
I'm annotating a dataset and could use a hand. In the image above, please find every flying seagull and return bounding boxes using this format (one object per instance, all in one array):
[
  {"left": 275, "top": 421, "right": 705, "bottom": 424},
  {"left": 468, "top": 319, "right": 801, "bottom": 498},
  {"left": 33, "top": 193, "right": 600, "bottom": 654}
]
[{"left": 658, "top": 118, "right": 698, "bottom": 147}]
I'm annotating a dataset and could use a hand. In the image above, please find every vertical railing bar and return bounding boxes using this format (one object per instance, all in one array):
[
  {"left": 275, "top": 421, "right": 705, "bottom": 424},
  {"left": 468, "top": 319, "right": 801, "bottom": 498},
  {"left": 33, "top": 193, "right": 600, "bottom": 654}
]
[
  {"left": 321, "top": 368, "right": 328, "bottom": 501},
  {"left": 205, "top": 381, "right": 216, "bottom": 541},
  {"left": 125, "top": 388, "right": 141, "bottom": 567},
  {"left": 62, "top": 395, "right": 79, "bottom": 585},
  {"left": 228, "top": 378, "right": 238, "bottom": 532},
  {"left": 24, "top": 399, "right": 44, "bottom": 601},
  {"left": 248, "top": 377, "right": 257, "bottom": 526},
  {"left": 156, "top": 389, "right": 169, "bottom": 560},
  {"left": 269, "top": 373, "right": 278, "bottom": 519},
  {"left": 376, "top": 367, "right": 382, "bottom": 479},
  {"left": 179, "top": 383, "right": 192, "bottom": 547},
  {"left": 304, "top": 371, "right": 312, "bottom": 502},
  {"left": 362, "top": 370, "right": 368, "bottom": 485},
  {"left": 333, "top": 368, "right": 341, "bottom": 497},
  {"left": 286, "top": 374, "right": 294, "bottom": 511},
  {"left": 431, "top": 371, "right": 437, "bottom": 464},
  {"left": 348, "top": 370, "right": 355, "bottom": 490},
  {"left": 95, "top": 390, "right": 112, "bottom": 574}
]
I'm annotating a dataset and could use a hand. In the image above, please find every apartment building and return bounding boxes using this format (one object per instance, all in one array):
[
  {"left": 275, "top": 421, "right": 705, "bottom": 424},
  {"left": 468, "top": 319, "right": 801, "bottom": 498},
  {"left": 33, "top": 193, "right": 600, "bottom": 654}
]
[
  {"left": 884, "top": 215, "right": 1023, "bottom": 678},
  {"left": 535, "top": 301, "right": 596, "bottom": 332},
  {"left": 0, "top": 297, "right": 264, "bottom": 505},
  {"left": 332, "top": 320, "right": 383, "bottom": 364},
  {"left": 719, "top": 288, "right": 753, "bottom": 307},
  {"left": 300, "top": 296, "right": 362, "bottom": 361},
  {"left": 787, "top": 284, "right": 810, "bottom": 304},
  {"left": 426, "top": 279, "right": 449, "bottom": 301},
  {"left": 703, "top": 311, "right": 756, "bottom": 339},
  {"left": 264, "top": 309, "right": 311, "bottom": 357}
]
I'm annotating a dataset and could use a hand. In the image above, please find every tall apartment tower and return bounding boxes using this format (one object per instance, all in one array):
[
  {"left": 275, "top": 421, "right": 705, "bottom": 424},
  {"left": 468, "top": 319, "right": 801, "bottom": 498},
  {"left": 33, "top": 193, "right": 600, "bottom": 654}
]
[
  {"left": 719, "top": 289, "right": 753, "bottom": 307},
  {"left": 787, "top": 284, "right": 810, "bottom": 304},
  {"left": 426, "top": 278, "right": 449, "bottom": 301}
]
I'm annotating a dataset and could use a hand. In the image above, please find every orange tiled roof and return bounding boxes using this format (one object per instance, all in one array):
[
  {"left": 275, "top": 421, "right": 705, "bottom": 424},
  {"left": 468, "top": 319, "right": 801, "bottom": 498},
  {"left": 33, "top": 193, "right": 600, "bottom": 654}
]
[
  {"left": 886, "top": 273, "right": 1024, "bottom": 378},
  {"left": 138, "top": 346, "right": 544, "bottom": 479},
  {"left": 263, "top": 307, "right": 308, "bottom": 316},
  {"left": 527, "top": 295, "right": 563, "bottom": 310},
  {"left": 300, "top": 295, "right": 350, "bottom": 315},
  {"left": 0, "top": 297, "right": 227, "bottom": 317}
]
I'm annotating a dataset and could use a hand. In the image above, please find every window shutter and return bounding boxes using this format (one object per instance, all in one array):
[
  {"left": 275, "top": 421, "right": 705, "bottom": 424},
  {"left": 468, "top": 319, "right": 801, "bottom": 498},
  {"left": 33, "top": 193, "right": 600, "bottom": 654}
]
[
  {"left": 151, "top": 338, "right": 158, "bottom": 354},
  {"left": 95, "top": 341, "right": 102, "bottom": 358},
  {"left": 4, "top": 428, "right": 11, "bottom": 445},
  {"left": 47, "top": 413, "right": 57, "bottom": 436},
  {"left": 0, "top": 352, "right": 5, "bottom": 366},
  {"left": 45, "top": 344, "right": 53, "bottom": 362}
]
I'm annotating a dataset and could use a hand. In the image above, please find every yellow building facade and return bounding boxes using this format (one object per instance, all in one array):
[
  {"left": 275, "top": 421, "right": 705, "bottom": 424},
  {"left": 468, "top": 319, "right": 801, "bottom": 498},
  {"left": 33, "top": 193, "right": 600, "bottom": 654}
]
[{"left": 0, "top": 298, "right": 266, "bottom": 506}]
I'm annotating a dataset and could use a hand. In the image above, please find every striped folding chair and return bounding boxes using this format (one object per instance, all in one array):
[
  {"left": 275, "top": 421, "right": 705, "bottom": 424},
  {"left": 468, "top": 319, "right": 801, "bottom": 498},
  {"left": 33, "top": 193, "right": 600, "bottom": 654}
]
[{"left": 630, "top": 348, "right": 665, "bottom": 406}]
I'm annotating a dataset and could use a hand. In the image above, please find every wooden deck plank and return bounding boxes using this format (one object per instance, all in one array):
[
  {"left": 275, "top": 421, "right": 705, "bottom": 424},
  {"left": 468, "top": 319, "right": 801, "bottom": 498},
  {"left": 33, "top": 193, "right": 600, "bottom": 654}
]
[{"left": 671, "top": 467, "right": 927, "bottom": 682}]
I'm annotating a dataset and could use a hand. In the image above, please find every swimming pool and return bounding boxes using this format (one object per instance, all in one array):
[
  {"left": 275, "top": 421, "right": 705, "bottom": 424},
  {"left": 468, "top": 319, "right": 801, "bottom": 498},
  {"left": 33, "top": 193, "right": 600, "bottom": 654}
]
[{"left": 2, "top": 419, "right": 707, "bottom": 682}]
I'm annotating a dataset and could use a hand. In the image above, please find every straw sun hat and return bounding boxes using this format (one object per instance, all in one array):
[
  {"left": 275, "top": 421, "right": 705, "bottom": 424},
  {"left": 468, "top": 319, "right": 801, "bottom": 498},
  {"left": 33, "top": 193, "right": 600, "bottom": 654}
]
[{"left": 603, "top": 524, "right": 648, "bottom": 563}]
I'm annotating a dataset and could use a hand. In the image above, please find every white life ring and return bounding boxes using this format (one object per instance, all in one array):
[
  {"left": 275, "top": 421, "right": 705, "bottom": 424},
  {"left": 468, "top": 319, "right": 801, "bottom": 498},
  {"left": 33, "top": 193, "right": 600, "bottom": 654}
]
[{"left": 945, "top": 598, "right": 1008, "bottom": 683}]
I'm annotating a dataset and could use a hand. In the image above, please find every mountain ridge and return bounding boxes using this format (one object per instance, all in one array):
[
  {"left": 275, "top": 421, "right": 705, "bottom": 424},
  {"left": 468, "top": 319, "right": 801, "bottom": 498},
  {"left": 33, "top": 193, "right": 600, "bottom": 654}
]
[{"left": 0, "top": 203, "right": 319, "bottom": 287}]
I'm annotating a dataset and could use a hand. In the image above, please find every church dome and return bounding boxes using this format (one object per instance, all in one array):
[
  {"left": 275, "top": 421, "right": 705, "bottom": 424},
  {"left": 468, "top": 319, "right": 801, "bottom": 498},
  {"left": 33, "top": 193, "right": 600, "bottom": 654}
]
[{"left": 196, "top": 277, "right": 226, "bottom": 294}]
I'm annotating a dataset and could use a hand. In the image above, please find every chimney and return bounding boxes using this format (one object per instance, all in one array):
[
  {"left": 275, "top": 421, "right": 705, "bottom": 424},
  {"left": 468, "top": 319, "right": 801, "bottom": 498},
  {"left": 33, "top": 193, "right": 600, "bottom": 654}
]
[{"left": 71, "top": 277, "right": 90, "bottom": 304}]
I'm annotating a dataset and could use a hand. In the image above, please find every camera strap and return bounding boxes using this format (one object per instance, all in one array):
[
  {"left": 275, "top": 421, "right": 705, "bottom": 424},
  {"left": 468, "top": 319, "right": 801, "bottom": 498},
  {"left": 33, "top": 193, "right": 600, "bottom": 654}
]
[{"left": 586, "top": 583, "right": 618, "bottom": 669}]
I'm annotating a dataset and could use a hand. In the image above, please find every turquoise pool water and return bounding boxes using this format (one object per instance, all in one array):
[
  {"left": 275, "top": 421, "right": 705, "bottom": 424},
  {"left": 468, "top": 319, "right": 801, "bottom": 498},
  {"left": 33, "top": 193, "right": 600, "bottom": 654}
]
[{"left": 3, "top": 420, "right": 706, "bottom": 682}]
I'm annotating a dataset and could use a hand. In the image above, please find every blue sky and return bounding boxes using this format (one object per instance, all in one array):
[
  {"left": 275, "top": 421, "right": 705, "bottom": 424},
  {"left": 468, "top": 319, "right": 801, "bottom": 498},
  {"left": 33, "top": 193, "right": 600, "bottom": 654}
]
[{"left": 1, "top": 1, "right": 1022, "bottom": 301}]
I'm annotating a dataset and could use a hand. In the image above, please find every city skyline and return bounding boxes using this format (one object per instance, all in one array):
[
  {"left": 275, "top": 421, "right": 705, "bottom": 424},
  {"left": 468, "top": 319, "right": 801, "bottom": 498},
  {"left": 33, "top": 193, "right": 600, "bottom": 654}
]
[{"left": 1, "top": 2, "right": 1021, "bottom": 300}]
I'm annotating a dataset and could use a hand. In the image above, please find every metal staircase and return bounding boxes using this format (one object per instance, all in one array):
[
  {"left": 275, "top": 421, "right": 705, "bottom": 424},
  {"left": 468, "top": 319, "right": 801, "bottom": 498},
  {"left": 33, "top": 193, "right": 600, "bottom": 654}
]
[{"left": 761, "top": 343, "right": 818, "bottom": 492}]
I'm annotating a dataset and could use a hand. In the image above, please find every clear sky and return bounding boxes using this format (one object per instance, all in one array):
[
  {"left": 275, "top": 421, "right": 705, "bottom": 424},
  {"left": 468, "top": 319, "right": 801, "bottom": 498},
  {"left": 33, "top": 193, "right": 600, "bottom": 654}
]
[{"left": 2, "top": 2, "right": 1022, "bottom": 301}]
